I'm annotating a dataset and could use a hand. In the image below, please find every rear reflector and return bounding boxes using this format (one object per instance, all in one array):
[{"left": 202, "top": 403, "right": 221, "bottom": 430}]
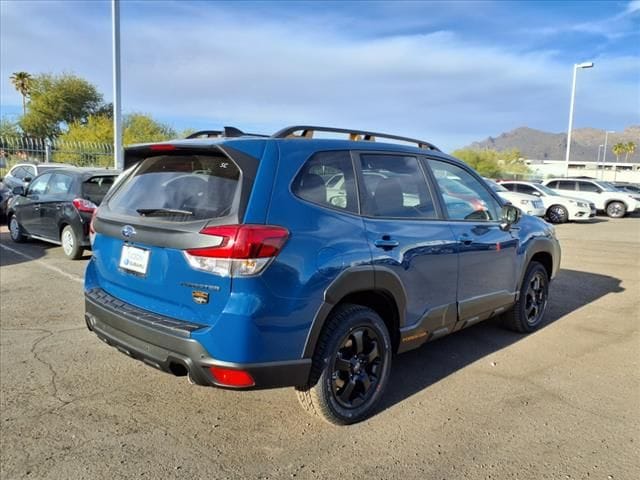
[
  {"left": 209, "top": 366, "right": 255, "bottom": 387},
  {"left": 73, "top": 198, "right": 97, "bottom": 213},
  {"left": 183, "top": 225, "right": 289, "bottom": 277}
]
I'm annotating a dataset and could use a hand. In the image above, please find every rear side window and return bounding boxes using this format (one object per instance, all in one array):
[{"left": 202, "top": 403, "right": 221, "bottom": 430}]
[
  {"left": 556, "top": 181, "right": 576, "bottom": 190},
  {"left": 292, "top": 151, "right": 357, "bottom": 213},
  {"left": 359, "top": 154, "right": 437, "bottom": 219},
  {"left": 107, "top": 154, "right": 240, "bottom": 221},
  {"left": 83, "top": 176, "right": 117, "bottom": 205}
]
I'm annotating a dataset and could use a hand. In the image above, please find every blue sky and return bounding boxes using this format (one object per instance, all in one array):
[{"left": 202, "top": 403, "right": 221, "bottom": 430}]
[{"left": 1, "top": 0, "right": 639, "bottom": 151}]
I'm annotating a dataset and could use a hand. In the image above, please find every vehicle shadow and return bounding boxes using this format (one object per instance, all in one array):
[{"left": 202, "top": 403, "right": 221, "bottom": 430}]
[
  {"left": 378, "top": 268, "right": 624, "bottom": 413},
  {"left": 0, "top": 230, "right": 52, "bottom": 266}
]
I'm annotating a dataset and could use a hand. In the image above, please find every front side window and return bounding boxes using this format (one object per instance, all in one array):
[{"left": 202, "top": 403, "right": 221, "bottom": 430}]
[
  {"left": 358, "top": 154, "right": 437, "bottom": 219},
  {"left": 501, "top": 183, "right": 517, "bottom": 192},
  {"left": 48, "top": 173, "right": 74, "bottom": 195},
  {"left": 429, "top": 160, "right": 501, "bottom": 221},
  {"left": 517, "top": 184, "right": 539, "bottom": 196},
  {"left": 27, "top": 173, "right": 52, "bottom": 196},
  {"left": 578, "top": 182, "right": 600, "bottom": 193},
  {"left": 108, "top": 154, "right": 241, "bottom": 221},
  {"left": 11, "top": 166, "right": 28, "bottom": 180},
  {"left": 293, "top": 151, "right": 357, "bottom": 213}
]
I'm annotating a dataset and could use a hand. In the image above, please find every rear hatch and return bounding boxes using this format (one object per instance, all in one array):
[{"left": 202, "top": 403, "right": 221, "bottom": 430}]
[{"left": 91, "top": 144, "right": 258, "bottom": 325}]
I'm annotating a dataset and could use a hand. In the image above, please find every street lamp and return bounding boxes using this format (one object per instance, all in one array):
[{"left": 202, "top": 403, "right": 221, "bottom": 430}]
[
  {"left": 601, "top": 130, "right": 614, "bottom": 180},
  {"left": 564, "top": 61, "right": 594, "bottom": 177},
  {"left": 597, "top": 144, "right": 604, "bottom": 165}
]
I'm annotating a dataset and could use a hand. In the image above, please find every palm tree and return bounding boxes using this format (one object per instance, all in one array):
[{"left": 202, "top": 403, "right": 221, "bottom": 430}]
[
  {"left": 9, "top": 71, "right": 32, "bottom": 116},
  {"left": 624, "top": 141, "right": 636, "bottom": 162},
  {"left": 612, "top": 143, "right": 626, "bottom": 163}
]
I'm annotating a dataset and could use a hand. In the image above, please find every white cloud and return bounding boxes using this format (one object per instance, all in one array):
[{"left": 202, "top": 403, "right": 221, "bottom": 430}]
[{"left": 1, "top": 1, "right": 639, "bottom": 151}]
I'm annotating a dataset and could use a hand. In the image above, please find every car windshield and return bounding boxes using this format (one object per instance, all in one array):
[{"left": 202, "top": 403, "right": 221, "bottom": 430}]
[
  {"left": 484, "top": 178, "right": 508, "bottom": 192},
  {"left": 535, "top": 184, "right": 559, "bottom": 196}
]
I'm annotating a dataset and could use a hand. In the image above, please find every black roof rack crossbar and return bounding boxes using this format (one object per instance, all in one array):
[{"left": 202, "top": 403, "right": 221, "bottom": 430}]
[
  {"left": 186, "top": 127, "right": 269, "bottom": 139},
  {"left": 271, "top": 125, "right": 440, "bottom": 151}
]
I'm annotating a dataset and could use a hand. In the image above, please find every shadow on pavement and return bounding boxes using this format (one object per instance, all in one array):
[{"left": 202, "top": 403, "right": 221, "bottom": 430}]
[
  {"left": 0, "top": 231, "right": 51, "bottom": 266},
  {"left": 379, "top": 268, "right": 624, "bottom": 413}
]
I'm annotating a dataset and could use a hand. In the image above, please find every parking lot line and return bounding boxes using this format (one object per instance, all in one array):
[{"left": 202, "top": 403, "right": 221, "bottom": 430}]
[{"left": 0, "top": 243, "right": 84, "bottom": 284}]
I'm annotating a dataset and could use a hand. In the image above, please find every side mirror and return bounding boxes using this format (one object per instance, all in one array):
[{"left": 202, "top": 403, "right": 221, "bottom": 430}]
[
  {"left": 12, "top": 186, "right": 25, "bottom": 196},
  {"left": 531, "top": 191, "right": 542, "bottom": 197},
  {"left": 23, "top": 176, "right": 32, "bottom": 184},
  {"left": 500, "top": 204, "right": 521, "bottom": 230}
]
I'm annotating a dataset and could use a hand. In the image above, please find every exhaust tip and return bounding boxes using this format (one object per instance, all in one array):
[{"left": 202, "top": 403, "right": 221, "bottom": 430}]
[{"left": 85, "top": 313, "right": 96, "bottom": 331}]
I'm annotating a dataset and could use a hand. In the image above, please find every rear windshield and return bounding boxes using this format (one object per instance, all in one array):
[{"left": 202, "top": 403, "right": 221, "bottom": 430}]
[
  {"left": 82, "top": 176, "right": 117, "bottom": 205},
  {"left": 107, "top": 154, "right": 240, "bottom": 221}
]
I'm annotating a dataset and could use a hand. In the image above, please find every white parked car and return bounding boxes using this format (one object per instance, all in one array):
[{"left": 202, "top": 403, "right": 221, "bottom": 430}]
[
  {"left": 483, "top": 178, "right": 545, "bottom": 217},
  {"left": 3, "top": 162, "right": 73, "bottom": 191},
  {"left": 542, "top": 178, "right": 638, "bottom": 218},
  {"left": 499, "top": 181, "right": 595, "bottom": 223}
]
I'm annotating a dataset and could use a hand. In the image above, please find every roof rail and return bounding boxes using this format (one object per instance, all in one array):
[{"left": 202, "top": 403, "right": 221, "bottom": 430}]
[
  {"left": 271, "top": 125, "right": 440, "bottom": 151},
  {"left": 185, "top": 127, "right": 269, "bottom": 139}
]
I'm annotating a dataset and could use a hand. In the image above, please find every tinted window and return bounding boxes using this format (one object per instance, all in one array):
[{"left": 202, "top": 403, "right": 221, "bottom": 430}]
[
  {"left": 293, "top": 151, "right": 357, "bottom": 213},
  {"left": 358, "top": 154, "right": 436, "bottom": 219},
  {"left": 546, "top": 181, "right": 559, "bottom": 188},
  {"left": 108, "top": 154, "right": 241, "bottom": 221},
  {"left": 27, "top": 173, "right": 53, "bottom": 196},
  {"left": 517, "top": 184, "right": 539, "bottom": 196},
  {"left": 556, "top": 181, "right": 576, "bottom": 190},
  {"left": 48, "top": 173, "right": 74, "bottom": 195},
  {"left": 10, "top": 166, "right": 29, "bottom": 180},
  {"left": 82, "top": 176, "right": 117, "bottom": 205},
  {"left": 578, "top": 182, "right": 601, "bottom": 192},
  {"left": 429, "top": 160, "right": 501, "bottom": 221},
  {"left": 501, "top": 183, "right": 517, "bottom": 192}
]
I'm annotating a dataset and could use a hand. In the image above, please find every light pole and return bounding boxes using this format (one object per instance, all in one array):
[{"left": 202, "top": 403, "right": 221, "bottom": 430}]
[
  {"left": 601, "top": 130, "right": 614, "bottom": 180},
  {"left": 112, "top": 0, "right": 123, "bottom": 170},
  {"left": 564, "top": 61, "right": 594, "bottom": 177},
  {"left": 597, "top": 144, "right": 603, "bottom": 168}
]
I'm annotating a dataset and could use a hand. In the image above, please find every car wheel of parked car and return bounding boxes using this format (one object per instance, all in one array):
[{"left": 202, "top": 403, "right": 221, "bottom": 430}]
[
  {"left": 296, "top": 304, "right": 392, "bottom": 425},
  {"left": 605, "top": 201, "right": 626, "bottom": 218},
  {"left": 61, "top": 225, "right": 83, "bottom": 260},
  {"left": 546, "top": 205, "right": 568, "bottom": 224},
  {"left": 9, "top": 215, "right": 26, "bottom": 243},
  {"left": 502, "top": 261, "right": 549, "bottom": 333}
]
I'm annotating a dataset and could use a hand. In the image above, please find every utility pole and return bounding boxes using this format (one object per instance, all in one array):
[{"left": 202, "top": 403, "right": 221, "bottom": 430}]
[{"left": 112, "top": 0, "right": 123, "bottom": 170}]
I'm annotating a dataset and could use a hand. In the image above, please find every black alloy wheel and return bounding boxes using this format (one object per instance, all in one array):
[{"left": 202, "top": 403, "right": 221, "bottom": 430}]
[
  {"left": 331, "top": 327, "right": 383, "bottom": 409},
  {"left": 524, "top": 270, "right": 547, "bottom": 326}
]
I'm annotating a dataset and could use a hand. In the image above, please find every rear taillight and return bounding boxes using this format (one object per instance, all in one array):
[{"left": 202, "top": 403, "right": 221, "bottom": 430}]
[
  {"left": 183, "top": 225, "right": 289, "bottom": 277},
  {"left": 73, "top": 198, "right": 97, "bottom": 213}
]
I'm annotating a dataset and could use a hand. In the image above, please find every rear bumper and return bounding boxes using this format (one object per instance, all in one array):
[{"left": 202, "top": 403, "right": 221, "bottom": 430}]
[{"left": 85, "top": 288, "right": 311, "bottom": 389}]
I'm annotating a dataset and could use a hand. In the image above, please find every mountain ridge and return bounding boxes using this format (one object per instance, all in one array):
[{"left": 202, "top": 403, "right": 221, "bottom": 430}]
[{"left": 465, "top": 125, "right": 639, "bottom": 162}]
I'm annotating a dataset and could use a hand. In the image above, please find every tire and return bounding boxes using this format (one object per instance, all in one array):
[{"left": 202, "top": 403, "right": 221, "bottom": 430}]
[
  {"left": 295, "top": 304, "right": 392, "bottom": 425},
  {"left": 606, "top": 201, "right": 626, "bottom": 218},
  {"left": 546, "top": 205, "right": 568, "bottom": 224},
  {"left": 502, "top": 261, "right": 550, "bottom": 333},
  {"left": 9, "top": 214, "right": 26, "bottom": 243},
  {"left": 61, "top": 225, "right": 83, "bottom": 260}
]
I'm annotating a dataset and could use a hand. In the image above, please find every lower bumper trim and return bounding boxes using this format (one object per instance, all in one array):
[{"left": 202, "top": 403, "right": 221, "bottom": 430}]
[{"left": 85, "top": 291, "right": 311, "bottom": 390}]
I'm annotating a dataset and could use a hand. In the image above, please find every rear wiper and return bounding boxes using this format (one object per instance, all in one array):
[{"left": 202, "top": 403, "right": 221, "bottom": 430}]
[{"left": 136, "top": 208, "right": 193, "bottom": 217}]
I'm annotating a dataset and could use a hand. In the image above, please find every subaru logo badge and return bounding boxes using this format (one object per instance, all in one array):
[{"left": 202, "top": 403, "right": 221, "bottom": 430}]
[{"left": 121, "top": 225, "right": 136, "bottom": 238}]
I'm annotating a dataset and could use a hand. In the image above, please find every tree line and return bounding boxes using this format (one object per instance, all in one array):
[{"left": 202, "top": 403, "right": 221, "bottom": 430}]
[{"left": 6, "top": 71, "right": 180, "bottom": 144}]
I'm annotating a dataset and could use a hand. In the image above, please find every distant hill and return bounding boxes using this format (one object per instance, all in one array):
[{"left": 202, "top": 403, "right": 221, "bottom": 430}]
[{"left": 465, "top": 126, "right": 640, "bottom": 162}]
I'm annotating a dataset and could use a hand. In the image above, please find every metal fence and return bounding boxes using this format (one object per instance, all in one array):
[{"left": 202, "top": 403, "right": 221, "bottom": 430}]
[{"left": 0, "top": 136, "right": 113, "bottom": 176}]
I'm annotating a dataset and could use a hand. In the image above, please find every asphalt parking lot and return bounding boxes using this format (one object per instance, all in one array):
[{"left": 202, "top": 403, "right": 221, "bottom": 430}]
[{"left": 1, "top": 217, "right": 638, "bottom": 480}]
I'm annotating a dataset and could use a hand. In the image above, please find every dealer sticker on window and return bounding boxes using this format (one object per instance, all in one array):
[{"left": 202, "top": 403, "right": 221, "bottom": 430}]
[{"left": 119, "top": 245, "right": 150, "bottom": 275}]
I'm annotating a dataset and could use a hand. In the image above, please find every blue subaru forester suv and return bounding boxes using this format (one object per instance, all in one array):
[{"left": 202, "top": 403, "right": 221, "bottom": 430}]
[{"left": 85, "top": 126, "right": 560, "bottom": 424}]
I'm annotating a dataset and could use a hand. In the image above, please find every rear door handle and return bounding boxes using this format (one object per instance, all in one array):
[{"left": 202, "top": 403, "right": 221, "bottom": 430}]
[
  {"left": 374, "top": 238, "right": 399, "bottom": 250},
  {"left": 56, "top": 203, "right": 62, "bottom": 210}
]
